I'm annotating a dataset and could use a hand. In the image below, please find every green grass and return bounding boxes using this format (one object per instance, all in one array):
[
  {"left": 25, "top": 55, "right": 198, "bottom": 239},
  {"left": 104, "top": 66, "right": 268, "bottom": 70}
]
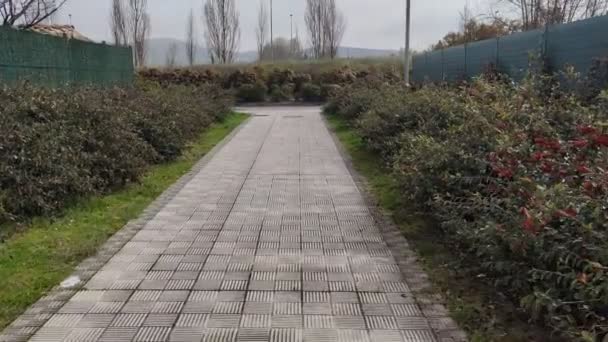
[
  {"left": 0, "top": 113, "right": 248, "bottom": 330},
  {"left": 326, "top": 114, "right": 558, "bottom": 342}
]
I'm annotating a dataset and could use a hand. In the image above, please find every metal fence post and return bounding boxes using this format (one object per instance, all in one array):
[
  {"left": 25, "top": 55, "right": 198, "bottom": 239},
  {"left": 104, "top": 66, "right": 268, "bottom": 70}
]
[
  {"left": 496, "top": 37, "right": 500, "bottom": 73},
  {"left": 425, "top": 52, "right": 429, "bottom": 83},
  {"left": 67, "top": 36, "right": 72, "bottom": 85},
  {"left": 464, "top": 42, "right": 468, "bottom": 80},
  {"left": 441, "top": 48, "right": 445, "bottom": 81},
  {"left": 542, "top": 22, "right": 550, "bottom": 73}
]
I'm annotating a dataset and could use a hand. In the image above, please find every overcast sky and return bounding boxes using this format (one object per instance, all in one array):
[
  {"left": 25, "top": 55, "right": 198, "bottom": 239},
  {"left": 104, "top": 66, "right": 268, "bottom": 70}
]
[{"left": 58, "top": 0, "right": 488, "bottom": 52}]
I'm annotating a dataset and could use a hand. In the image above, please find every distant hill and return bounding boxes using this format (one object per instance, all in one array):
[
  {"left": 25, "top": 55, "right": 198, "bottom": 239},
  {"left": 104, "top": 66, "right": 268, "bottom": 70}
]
[
  {"left": 145, "top": 38, "right": 400, "bottom": 67},
  {"left": 336, "top": 47, "right": 400, "bottom": 59},
  {"left": 145, "top": 38, "right": 209, "bottom": 67}
]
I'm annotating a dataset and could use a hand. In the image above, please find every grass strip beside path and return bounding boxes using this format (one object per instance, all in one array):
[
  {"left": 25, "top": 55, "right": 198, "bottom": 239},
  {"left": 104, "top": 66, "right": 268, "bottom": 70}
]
[
  {"left": 325, "top": 114, "right": 557, "bottom": 342},
  {"left": 0, "top": 113, "right": 248, "bottom": 330}
]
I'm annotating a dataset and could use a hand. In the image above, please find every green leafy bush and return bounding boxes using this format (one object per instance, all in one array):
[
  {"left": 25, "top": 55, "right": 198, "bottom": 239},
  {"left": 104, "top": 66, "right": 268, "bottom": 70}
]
[
  {"left": 320, "top": 84, "right": 342, "bottom": 101},
  {"left": 0, "top": 83, "right": 232, "bottom": 224},
  {"left": 325, "top": 77, "right": 608, "bottom": 340},
  {"left": 299, "top": 83, "right": 322, "bottom": 102},
  {"left": 326, "top": 80, "right": 402, "bottom": 121},
  {"left": 577, "top": 58, "right": 608, "bottom": 102},
  {"left": 292, "top": 73, "right": 313, "bottom": 93},
  {"left": 269, "top": 83, "right": 295, "bottom": 102},
  {"left": 266, "top": 68, "right": 296, "bottom": 89},
  {"left": 139, "top": 63, "right": 404, "bottom": 104},
  {"left": 236, "top": 82, "right": 267, "bottom": 102}
]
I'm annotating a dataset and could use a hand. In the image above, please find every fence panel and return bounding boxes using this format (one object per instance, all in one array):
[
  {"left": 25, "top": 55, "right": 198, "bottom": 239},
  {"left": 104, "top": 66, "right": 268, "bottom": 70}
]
[
  {"left": 442, "top": 45, "right": 467, "bottom": 81},
  {"left": 546, "top": 15, "right": 608, "bottom": 75},
  {"left": 496, "top": 29, "right": 544, "bottom": 80},
  {"left": 412, "top": 15, "right": 608, "bottom": 83},
  {"left": 0, "top": 26, "right": 133, "bottom": 87},
  {"left": 412, "top": 53, "right": 427, "bottom": 82},
  {"left": 465, "top": 39, "right": 498, "bottom": 78}
]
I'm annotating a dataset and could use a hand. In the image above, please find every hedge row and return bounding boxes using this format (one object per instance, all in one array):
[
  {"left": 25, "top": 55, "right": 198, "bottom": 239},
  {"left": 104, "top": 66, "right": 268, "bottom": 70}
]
[
  {"left": 138, "top": 64, "right": 402, "bottom": 103},
  {"left": 0, "top": 83, "right": 232, "bottom": 226},
  {"left": 325, "top": 76, "right": 608, "bottom": 340}
]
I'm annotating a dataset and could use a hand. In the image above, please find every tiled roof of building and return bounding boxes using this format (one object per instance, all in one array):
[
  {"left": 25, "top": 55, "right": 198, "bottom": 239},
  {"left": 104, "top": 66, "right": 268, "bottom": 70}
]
[{"left": 27, "top": 24, "right": 92, "bottom": 42}]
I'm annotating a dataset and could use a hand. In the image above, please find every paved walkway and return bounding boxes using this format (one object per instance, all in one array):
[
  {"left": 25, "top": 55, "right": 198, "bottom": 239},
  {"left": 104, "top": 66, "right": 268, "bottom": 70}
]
[{"left": 6, "top": 107, "right": 463, "bottom": 342}]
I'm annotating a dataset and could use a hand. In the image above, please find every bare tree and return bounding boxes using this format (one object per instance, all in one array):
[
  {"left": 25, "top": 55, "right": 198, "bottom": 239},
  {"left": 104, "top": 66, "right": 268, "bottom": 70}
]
[
  {"left": 255, "top": 0, "right": 268, "bottom": 61},
  {"left": 110, "top": 0, "right": 128, "bottom": 46},
  {"left": 305, "top": 0, "right": 346, "bottom": 59},
  {"left": 323, "top": 0, "right": 346, "bottom": 59},
  {"left": 498, "top": 0, "right": 608, "bottom": 30},
  {"left": 584, "top": 0, "right": 608, "bottom": 16},
  {"left": 259, "top": 36, "right": 304, "bottom": 61},
  {"left": 305, "top": 0, "right": 326, "bottom": 59},
  {"left": 185, "top": 8, "right": 196, "bottom": 66},
  {"left": 44, "top": 0, "right": 60, "bottom": 24},
  {"left": 203, "top": 0, "right": 240, "bottom": 64},
  {"left": 166, "top": 42, "right": 178, "bottom": 67},
  {"left": 1, "top": 0, "right": 67, "bottom": 28},
  {"left": 128, "top": 0, "right": 149, "bottom": 67},
  {"left": 292, "top": 26, "right": 304, "bottom": 59}
]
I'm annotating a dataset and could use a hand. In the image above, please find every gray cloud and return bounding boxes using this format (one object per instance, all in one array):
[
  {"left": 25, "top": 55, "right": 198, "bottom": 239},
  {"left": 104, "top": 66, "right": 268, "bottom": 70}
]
[{"left": 59, "top": 0, "right": 474, "bottom": 52}]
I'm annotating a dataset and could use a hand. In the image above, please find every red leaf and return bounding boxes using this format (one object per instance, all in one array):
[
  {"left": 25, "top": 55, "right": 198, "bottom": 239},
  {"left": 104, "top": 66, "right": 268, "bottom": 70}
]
[
  {"left": 571, "top": 139, "right": 588, "bottom": 149},
  {"left": 577, "top": 125, "right": 598, "bottom": 135},
  {"left": 523, "top": 217, "right": 536, "bottom": 233},
  {"left": 540, "top": 162, "right": 553, "bottom": 174},
  {"left": 497, "top": 168, "right": 513, "bottom": 179},
  {"left": 555, "top": 208, "right": 577, "bottom": 218},
  {"left": 593, "top": 134, "right": 608, "bottom": 147},
  {"left": 532, "top": 151, "right": 546, "bottom": 161},
  {"left": 520, "top": 208, "right": 538, "bottom": 233},
  {"left": 577, "top": 165, "right": 591, "bottom": 174},
  {"left": 565, "top": 207, "right": 578, "bottom": 217},
  {"left": 577, "top": 273, "right": 589, "bottom": 285}
]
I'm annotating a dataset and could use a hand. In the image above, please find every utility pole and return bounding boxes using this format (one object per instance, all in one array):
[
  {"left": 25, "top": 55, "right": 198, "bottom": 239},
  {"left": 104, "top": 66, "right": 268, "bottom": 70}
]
[
  {"left": 404, "top": 0, "right": 411, "bottom": 86},
  {"left": 290, "top": 14, "right": 293, "bottom": 57},
  {"left": 270, "top": 0, "right": 274, "bottom": 62}
]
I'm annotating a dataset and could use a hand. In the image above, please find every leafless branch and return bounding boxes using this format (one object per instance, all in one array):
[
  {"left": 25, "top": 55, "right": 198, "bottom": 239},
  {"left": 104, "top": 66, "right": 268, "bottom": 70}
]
[
  {"left": 128, "top": 0, "right": 150, "bottom": 67},
  {"left": 166, "top": 42, "right": 178, "bottom": 67},
  {"left": 203, "top": 0, "right": 240, "bottom": 65},
  {"left": 255, "top": 0, "right": 268, "bottom": 61},
  {"left": 260, "top": 36, "right": 304, "bottom": 61},
  {"left": 323, "top": 0, "right": 346, "bottom": 59},
  {"left": 185, "top": 8, "right": 196, "bottom": 66},
  {"left": 305, "top": 0, "right": 346, "bottom": 59},
  {"left": 305, "top": 0, "right": 325, "bottom": 59},
  {"left": 498, "top": 0, "right": 607, "bottom": 30},
  {"left": 1, "top": 0, "right": 67, "bottom": 28},
  {"left": 110, "top": 0, "right": 128, "bottom": 46},
  {"left": 584, "top": 0, "right": 608, "bottom": 16}
]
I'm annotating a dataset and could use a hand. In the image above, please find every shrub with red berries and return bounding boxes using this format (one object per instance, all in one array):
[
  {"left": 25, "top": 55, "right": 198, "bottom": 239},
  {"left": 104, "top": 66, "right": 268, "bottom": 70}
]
[{"left": 326, "top": 75, "right": 608, "bottom": 340}]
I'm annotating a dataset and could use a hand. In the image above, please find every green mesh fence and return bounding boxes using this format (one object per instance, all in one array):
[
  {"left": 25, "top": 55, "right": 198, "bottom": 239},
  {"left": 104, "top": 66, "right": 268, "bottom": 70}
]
[
  {"left": 0, "top": 26, "right": 133, "bottom": 87},
  {"left": 413, "top": 15, "right": 608, "bottom": 83}
]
